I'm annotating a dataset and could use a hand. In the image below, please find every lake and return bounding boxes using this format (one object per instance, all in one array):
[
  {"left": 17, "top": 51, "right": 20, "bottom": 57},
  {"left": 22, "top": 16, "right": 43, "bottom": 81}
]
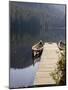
[
  {"left": 10, "top": 2, "right": 65, "bottom": 88},
  {"left": 10, "top": 27, "right": 65, "bottom": 88},
  {"left": 10, "top": 44, "right": 41, "bottom": 88},
  {"left": 10, "top": 62, "right": 39, "bottom": 88}
]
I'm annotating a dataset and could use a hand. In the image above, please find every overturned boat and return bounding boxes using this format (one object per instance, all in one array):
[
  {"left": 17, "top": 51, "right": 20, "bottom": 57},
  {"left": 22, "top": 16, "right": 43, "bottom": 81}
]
[{"left": 32, "top": 40, "right": 44, "bottom": 58}]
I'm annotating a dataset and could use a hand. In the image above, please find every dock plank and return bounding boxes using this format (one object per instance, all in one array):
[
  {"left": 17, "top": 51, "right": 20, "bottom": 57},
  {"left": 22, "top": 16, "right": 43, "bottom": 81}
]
[{"left": 34, "top": 42, "right": 60, "bottom": 85}]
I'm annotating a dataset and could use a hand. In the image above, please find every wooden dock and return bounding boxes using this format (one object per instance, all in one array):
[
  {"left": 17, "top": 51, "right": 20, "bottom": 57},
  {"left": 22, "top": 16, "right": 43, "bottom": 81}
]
[{"left": 34, "top": 42, "right": 60, "bottom": 85}]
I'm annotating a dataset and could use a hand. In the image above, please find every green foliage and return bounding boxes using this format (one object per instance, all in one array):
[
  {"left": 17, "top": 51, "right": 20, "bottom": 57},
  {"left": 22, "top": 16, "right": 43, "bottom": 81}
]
[{"left": 50, "top": 50, "right": 66, "bottom": 85}]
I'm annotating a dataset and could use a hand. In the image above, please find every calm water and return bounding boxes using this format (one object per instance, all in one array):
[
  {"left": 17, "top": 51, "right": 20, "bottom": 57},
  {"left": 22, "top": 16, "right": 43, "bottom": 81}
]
[
  {"left": 10, "top": 62, "right": 39, "bottom": 88},
  {"left": 10, "top": 45, "right": 41, "bottom": 88}
]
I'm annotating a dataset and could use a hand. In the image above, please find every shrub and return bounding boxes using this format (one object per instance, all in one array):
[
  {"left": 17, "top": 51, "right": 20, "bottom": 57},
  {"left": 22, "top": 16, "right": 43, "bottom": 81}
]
[{"left": 50, "top": 49, "right": 66, "bottom": 85}]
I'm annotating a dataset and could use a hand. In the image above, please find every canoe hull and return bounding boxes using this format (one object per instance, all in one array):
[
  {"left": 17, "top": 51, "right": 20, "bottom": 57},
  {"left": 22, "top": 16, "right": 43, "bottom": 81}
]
[
  {"left": 58, "top": 41, "right": 65, "bottom": 50},
  {"left": 32, "top": 41, "right": 44, "bottom": 61},
  {"left": 32, "top": 49, "right": 43, "bottom": 58}
]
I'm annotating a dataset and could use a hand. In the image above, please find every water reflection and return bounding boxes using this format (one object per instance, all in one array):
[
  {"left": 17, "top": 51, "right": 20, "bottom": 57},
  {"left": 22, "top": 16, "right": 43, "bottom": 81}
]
[
  {"left": 10, "top": 41, "right": 42, "bottom": 88},
  {"left": 10, "top": 46, "right": 35, "bottom": 68},
  {"left": 10, "top": 61, "right": 39, "bottom": 88}
]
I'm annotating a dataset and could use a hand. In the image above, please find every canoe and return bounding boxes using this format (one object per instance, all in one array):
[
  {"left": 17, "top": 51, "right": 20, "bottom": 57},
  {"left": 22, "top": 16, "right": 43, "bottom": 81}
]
[
  {"left": 32, "top": 41, "right": 44, "bottom": 57},
  {"left": 58, "top": 41, "right": 65, "bottom": 50}
]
